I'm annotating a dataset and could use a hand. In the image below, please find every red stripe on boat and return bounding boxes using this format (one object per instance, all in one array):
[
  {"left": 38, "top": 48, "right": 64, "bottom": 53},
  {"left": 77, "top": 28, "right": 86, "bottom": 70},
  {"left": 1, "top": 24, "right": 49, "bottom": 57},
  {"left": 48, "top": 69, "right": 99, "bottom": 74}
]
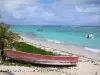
[{"left": 5, "top": 50, "right": 78, "bottom": 62}]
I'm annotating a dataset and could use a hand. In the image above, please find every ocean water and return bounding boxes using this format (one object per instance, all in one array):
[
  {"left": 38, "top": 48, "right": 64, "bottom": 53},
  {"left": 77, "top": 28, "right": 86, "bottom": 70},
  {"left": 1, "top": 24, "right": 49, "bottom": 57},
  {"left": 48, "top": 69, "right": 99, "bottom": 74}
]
[{"left": 9, "top": 25, "right": 100, "bottom": 52}]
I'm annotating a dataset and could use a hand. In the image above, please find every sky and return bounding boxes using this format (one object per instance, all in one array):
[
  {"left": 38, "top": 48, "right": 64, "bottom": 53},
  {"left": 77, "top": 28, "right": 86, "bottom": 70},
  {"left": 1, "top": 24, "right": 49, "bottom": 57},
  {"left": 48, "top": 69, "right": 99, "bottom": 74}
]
[{"left": 0, "top": 0, "right": 100, "bottom": 26}]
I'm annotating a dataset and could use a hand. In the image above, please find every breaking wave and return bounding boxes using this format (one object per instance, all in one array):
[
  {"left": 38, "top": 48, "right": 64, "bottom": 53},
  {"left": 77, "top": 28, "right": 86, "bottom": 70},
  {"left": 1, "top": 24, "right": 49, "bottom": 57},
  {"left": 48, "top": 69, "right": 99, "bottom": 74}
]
[
  {"left": 85, "top": 47, "right": 100, "bottom": 53},
  {"left": 46, "top": 39, "right": 61, "bottom": 44}
]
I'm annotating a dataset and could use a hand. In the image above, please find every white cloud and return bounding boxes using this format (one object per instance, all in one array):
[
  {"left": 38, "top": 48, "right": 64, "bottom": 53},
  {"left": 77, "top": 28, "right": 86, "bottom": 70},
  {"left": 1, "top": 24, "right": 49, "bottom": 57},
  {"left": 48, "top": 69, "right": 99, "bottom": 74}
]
[
  {"left": 95, "top": 15, "right": 100, "bottom": 19},
  {"left": 91, "top": 15, "right": 100, "bottom": 20},
  {"left": 0, "top": 0, "right": 33, "bottom": 18},
  {"left": 76, "top": 6, "right": 83, "bottom": 12},
  {"left": 1, "top": 0, "right": 32, "bottom": 9},
  {"left": 0, "top": 0, "right": 56, "bottom": 20},
  {"left": 0, "top": 0, "right": 100, "bottom": 25},
  {"left": 76, "top": 6, "right": 100, "bottom": 12},
  {"left": 40, "top": 12, "right": 55, "bottom": 20}
]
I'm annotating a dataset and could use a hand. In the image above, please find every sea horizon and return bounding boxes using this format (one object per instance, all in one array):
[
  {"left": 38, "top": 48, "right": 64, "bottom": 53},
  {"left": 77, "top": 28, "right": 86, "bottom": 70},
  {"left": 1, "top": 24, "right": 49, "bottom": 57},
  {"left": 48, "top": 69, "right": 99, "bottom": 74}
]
[{"left": 10, "top": 24, "right": 100, "bottom": 27}]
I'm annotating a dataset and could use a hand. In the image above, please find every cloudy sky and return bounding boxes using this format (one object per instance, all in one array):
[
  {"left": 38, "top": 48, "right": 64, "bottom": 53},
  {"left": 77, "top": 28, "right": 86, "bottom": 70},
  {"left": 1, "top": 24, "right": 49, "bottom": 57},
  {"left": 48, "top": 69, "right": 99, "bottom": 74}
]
[{"left": 0, "top": 0, "right": 100, "bottom": 25}]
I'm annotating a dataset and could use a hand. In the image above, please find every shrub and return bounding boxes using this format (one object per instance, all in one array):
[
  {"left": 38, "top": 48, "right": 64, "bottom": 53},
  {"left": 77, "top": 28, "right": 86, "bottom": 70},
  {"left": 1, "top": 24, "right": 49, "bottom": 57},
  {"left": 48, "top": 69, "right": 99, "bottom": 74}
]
[{"left": 14, "top": 42, "right": 55, "bottom": 55}]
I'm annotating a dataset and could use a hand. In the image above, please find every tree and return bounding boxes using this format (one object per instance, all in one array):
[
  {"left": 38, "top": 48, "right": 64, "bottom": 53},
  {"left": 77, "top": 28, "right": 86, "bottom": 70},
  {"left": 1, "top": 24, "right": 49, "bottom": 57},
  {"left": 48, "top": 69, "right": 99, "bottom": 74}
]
[{"left": 0, "top": 24, "right": 20, "bottom": 60}]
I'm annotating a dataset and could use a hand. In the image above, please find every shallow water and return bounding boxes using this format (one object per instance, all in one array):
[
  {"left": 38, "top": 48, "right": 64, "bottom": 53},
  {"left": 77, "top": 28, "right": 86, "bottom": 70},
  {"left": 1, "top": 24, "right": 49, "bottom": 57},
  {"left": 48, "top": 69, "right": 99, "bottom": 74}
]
[{"left": 10, "top": 25, "right": 100, "bottom": 52}]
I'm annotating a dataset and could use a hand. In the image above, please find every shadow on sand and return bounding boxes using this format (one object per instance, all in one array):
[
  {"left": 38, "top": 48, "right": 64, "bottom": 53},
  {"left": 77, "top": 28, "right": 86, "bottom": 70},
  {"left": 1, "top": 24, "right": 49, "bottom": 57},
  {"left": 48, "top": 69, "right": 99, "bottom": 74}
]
[
  {"left": 0, "top": 71, "right": 15, "bottom": 75},
  {"left": 3, "top": 58, "right": 77, "bottom": 68}
]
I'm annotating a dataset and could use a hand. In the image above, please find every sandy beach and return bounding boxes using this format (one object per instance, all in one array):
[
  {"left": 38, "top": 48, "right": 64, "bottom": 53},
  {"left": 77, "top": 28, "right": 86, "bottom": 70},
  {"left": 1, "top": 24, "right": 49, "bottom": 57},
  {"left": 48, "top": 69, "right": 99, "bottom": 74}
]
[{"left": 0, "top": 36, "right": 100, "bottom": 75}]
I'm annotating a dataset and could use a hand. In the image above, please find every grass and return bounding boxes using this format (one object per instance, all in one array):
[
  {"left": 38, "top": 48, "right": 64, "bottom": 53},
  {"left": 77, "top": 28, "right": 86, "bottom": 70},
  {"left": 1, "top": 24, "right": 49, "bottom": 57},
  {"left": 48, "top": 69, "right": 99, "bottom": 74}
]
[
  {"left": 0, "top": 42, "right": 56, "bottom": 66},
  {"left": 14, "top": 42, "right": 55, "bottom": 55},
  {"left": 0, "top": 60, "right": 33, "bottom": 67}
]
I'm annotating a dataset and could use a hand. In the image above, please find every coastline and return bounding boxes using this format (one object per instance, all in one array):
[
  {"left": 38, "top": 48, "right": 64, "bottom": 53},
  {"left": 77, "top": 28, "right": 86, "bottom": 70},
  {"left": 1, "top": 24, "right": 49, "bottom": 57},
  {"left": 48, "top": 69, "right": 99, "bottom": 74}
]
[
  {"left": 0, "top": 35, "right": 100, "bottom": 75},
  {"left": 21, "top": 36, "right": 100, "bottom": 61}
]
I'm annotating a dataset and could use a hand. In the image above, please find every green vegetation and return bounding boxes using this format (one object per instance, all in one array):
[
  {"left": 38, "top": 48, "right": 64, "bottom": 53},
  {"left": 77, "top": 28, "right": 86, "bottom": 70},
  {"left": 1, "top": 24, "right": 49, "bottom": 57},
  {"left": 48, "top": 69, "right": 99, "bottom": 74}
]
[
  {"left": 0, "top": 23, "right": 20, "bottom": 60},
  {"left": 0, "top": 60, "right": 33, "bottom": 67},
  {"left": 14, "top": 42, "right": 55, "bottom": 55},
  {"left": 0, "top": 22, "right": 56, "bottom": 66},
  {"left": 0, "top": 42, "right": 56, "bottom": 66}
]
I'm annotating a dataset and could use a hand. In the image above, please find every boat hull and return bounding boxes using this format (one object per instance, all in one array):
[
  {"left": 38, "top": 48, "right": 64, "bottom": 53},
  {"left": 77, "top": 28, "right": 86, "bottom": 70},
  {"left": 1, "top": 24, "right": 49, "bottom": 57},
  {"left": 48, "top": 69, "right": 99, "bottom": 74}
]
[{"left": 5, "top": 50, "right": 78, "bottom": 65}]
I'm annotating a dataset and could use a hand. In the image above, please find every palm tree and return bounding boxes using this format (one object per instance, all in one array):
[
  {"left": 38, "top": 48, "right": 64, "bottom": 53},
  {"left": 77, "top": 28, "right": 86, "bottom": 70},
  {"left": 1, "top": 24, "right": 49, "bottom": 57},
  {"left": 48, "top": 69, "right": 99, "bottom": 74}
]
[{"left": 0, "top": 24, "right": 20, "bottom": 60}]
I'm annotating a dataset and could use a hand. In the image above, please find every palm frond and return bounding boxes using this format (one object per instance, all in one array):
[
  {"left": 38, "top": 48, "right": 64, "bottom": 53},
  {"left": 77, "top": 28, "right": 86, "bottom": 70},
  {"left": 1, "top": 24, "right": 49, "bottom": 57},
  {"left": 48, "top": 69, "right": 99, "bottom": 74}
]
[{"left": 0, "top": 24, "right": 20, "bottom": 50}]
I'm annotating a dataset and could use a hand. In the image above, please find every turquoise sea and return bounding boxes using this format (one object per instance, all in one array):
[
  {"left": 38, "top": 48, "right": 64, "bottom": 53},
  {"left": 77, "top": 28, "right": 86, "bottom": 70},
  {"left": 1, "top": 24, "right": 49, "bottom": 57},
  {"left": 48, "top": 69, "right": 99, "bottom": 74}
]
[{"left": 10, "top": 25, "right": 100, "bottom": 52}]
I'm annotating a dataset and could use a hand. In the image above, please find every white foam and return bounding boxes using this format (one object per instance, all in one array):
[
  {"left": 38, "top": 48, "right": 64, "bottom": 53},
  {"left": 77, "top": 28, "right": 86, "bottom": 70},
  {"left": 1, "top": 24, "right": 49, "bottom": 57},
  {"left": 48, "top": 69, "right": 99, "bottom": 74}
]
[
  {"left": 85, "top": 47, "right": 100, "bottom": 53},
  {"left": 46, "top": 39, "right": 61, "bottom": 44},
  {"left": 70, "top": 26, "right": 81, "bottom": 27}
]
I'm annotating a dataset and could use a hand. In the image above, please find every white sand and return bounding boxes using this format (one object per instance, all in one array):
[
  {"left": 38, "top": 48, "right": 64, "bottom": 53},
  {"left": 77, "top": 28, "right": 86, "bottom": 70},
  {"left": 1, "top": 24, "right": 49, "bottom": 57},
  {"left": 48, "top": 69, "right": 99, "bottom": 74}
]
[{"left": 0, "top": 36, "right": 100, "bottom": 75}]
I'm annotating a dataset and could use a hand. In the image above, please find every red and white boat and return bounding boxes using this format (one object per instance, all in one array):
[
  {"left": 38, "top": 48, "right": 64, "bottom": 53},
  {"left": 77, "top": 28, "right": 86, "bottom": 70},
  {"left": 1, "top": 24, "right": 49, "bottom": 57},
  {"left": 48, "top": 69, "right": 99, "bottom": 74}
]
[{"left": 5, "top": 50, "right": 78, "bottom": 65}]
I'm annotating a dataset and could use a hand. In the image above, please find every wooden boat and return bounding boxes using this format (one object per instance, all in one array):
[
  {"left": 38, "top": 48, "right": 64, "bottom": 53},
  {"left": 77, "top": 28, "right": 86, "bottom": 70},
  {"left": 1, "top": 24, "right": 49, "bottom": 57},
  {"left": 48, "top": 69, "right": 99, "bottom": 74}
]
[{"left": 5, "top": 50, "right": 78, "bottom": 65}]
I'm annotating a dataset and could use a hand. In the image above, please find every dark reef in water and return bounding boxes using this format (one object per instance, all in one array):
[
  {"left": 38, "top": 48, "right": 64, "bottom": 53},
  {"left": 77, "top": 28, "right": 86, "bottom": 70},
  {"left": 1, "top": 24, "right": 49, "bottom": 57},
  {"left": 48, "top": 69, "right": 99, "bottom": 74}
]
[{"left": 37, "top": 29, "right": 43, "bottom": 31}]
